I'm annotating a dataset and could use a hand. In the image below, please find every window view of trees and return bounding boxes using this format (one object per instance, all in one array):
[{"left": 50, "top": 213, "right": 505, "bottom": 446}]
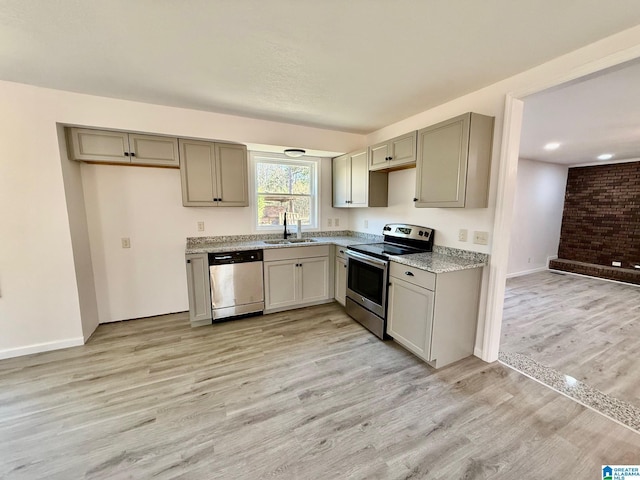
[{"left": 256, "top": 160, "right": 315, "bottom": 227}]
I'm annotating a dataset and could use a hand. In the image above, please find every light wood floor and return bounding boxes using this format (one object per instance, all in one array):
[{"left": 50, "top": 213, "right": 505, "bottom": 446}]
[
  {"left": 1, "top": 303, "right": 638, "bottom": 479},
  {"left": 502, "top": 271, "right": 640, "bottom": 407}
]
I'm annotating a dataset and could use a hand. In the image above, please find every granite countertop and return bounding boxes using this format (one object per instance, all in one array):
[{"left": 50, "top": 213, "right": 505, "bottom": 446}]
[
  {"left": 185, "top": 235, "right": 374, "bottom": 254},
  {"left": 185, "top": 232, "right": 489, "bottom": 274},
  {"left": 185, "top": 230, "right": 383, "bottom": 255},
  {"left": 389, "top": 250, "right": 488, "bottom": 274}
]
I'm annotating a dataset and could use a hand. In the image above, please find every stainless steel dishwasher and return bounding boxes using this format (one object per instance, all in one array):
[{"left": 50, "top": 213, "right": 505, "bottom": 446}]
[{"left": 208, "top": 250, "right": 264, "bottom": 321}]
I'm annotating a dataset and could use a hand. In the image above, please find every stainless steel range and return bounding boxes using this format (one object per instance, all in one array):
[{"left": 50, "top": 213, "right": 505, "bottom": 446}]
[{"left": 345, "top": 223, "right": 434, "bottom": 339}]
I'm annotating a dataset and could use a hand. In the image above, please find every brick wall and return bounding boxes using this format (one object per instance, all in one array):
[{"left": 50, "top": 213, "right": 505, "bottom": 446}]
[{"left": 558, "top": 161, "right": 640, "bottom": 268}]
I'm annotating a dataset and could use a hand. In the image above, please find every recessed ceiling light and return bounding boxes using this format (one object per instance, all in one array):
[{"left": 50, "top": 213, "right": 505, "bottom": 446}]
[
  {"left": 597, "top": 153, "right": 614, "bottom": 160},
  {"left": 544, "top": 142, "right": 560, "bottom": 151}
]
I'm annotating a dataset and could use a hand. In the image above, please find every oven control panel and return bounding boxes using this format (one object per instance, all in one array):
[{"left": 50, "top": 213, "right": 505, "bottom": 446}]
[{"left": 383, "top": 223, "right": 433, "bottom": 242}]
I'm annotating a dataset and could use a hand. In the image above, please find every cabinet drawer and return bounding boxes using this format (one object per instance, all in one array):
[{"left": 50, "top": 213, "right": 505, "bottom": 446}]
[
  {"left": 390, "top": 262, "right": 435, "bottom": 290},
  {"left": 263, "top": 245, "right": 330, "bottom": 262},
  {"left": 335, "top": 246, "right": 348, "bottom": 260}
]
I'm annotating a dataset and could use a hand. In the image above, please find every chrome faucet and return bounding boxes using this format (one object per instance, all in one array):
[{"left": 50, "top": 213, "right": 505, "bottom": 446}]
[{"left": 283, "top": 212, "right": 290, "bottom": 239}]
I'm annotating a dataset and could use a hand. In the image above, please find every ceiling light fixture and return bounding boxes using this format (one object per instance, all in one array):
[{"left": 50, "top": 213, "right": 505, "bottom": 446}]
[
  {"left": 544, "top": 142, "right": 560, "bottom": 151},
  {"left": 597, "top": 153, "right": 614, "bottom": 160},
  {"left": 284, "top": 148, "right": 305, "bottom": 158}
]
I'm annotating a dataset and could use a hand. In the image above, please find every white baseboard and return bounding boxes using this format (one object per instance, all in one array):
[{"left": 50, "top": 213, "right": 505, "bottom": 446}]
[
  {"left": 506, "top": 266, "right": 547, "bottom": 278},
  {"left": 0, "top": 337, "right": 85, "bottom": 360},
  {"left": 474, "top": 346, "right": 484, "bottom": 359}
]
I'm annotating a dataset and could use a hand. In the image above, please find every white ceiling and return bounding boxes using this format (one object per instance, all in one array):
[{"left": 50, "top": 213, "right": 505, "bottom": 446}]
[
  {"left": 2, "top": 1, "right": 640, "bottom": 134},
  {"left": 519, "top": 59, "right": 640, "bottom": 165}
]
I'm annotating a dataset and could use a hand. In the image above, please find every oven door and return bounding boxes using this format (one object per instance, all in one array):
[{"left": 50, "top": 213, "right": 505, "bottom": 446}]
[{"left": 345, "top": 250, "right": 388, "bottom": 318}]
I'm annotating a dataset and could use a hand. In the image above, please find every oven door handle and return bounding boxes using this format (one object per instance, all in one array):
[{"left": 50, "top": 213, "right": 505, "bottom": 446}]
[{"left": 345, "top": 250, "right": 388, "bottom": 268}]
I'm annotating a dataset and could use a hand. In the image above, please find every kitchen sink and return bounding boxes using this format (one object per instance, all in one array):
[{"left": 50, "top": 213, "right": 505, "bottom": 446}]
[{"left": 262, "top": 238, "right": 317, "bottom": 245}]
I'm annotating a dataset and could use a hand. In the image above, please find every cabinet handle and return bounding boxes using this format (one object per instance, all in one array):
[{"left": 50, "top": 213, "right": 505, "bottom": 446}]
[
  {"left": 186, "top": 259, "right": 191, "bottom": 264},
  {"left": 344, "top": 264, "right": 347, "bottom": 268},
  {"left": 124, "top": 152, "right": 130, "bottom": 156},
  {"left": 130, "top": 152, "right": 136, "bottom": 157},
  {"left": 339, "top": 250, "right": 344, "bottom": 253},
  {"left": 388, "top": 156, "right": 392, "bottom": 160},
  {"left": 405, "top": 271, "right": 414, "bottom": 276},
  {"left": 413, "top": 198, "right": 418, "bottom": 202}
]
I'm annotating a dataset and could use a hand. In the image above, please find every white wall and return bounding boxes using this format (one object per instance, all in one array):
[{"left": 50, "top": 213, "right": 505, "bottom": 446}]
[
  {"left": 58, "top": 125, "right": 100, "bottom": 340},
  {"left": 0, "top": 81, "right": 364, "bottom": 356},
  {"left": 507, "top": 159, "right": 568, "bottom": 276},
  {"left": 82, "top": 155, "right": 347, "bottom": 323},
  {"left": 2, "top": 24, "right": 640, "bottom": 359}
]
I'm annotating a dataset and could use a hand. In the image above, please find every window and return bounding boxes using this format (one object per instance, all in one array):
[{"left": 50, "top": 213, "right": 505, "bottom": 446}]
[{"left": 252, "top": 153, "right": 319, "bottom": 230}]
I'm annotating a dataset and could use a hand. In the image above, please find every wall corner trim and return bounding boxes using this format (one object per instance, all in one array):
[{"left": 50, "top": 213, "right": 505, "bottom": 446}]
[{"left": 0, "top": 337, "right": 85, "bottom": 360}]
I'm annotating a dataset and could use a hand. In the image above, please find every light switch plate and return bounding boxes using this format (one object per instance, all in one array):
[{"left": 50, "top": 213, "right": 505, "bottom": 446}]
[
  {"left": 121, "top": 237, "right": 131, "bottom": 248},
  {"left": 364, "top": 219, "right": 369, "bottom": 228},
  {"left": 473, "top": 231, "right": 489, "bottom": 245},
  {"left": 335, "top": 218, "right": 340, "bottom": 227},
  {"left": 197, "top": 221, "right": 205, "bottom": 232},
  {"left": 458, "top": 229, "right": 468, "bottom": 242},
  {"left": 328, "top": 218, "right": 332, "bottom": 227}
]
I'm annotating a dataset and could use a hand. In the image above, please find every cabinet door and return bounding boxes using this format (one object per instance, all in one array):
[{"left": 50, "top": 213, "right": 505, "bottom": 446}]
[
  {"left": 179, "top": 139, "right": 217, "bottom": 206},
  {"left": 387, "top": 276, "right": 434, "bottom": 361},
  {"left": 299, "top": 257, "right": 329, "bottom": 303},
  {"left": 68, "top": 128, "right": 130, "bottom": 163},
  {"left": 368, "top": 141, "right": 389, "bottom": 171},
  {"left": 349, "top": 150, "right": 369, "bottom": 207},
  {"left": 215, "top": 143, "right": 248, "bottom": 206},
  {"left": 185, "top": 254, "right": 212, "bottom": 326},
  {"left": 388, "top": 131, "right": 417, "bottom": 169},
  {"left": 129, "top": 134, "right": 179, "bottom": 167},
  {"left": 335, "top": 257, "right": 347, "bottom": 306},
  {"left": 332, "top": 154, "right": 350, "bottom": 207},
  {"left": 264, "top": 260, "right": 298, "bottom": 310},
  {"left": 415, "top": 114, "right": 470, "bottom": 208}
]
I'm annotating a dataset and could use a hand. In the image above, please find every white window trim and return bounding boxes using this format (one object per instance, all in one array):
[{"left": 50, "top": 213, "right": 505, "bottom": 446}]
[{"left": 249, "top": 152, "right": 321, "bottom": 233}]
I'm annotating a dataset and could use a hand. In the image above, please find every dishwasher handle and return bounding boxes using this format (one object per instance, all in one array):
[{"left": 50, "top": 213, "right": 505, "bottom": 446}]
[{"left": 208, "top": 250, "right": 263, "bottom": 265}]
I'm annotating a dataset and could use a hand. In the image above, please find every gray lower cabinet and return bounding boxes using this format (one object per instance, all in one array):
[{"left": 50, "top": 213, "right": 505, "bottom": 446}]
[
  {"left": 369, "top": 131, "right": 417, "bottom": 171},
  {"left": 332, "top": 149, "right": 388, "bottom": 208},
  {"left": 185, "top": 253, "right": 212, "bottom": 327},
  {"left": 387, "top": 262, "right": 482, "bottom": 368},
  {"left": 179, "top": 139, "right": 248, "bottom": 207},
  {"left": 334, "top": 247, "right": 347, "bottom": 306},
  {"left": 67, "top": 127, "right": 179, "bottom": 167},
  {"left": 263, "top": 246, "right": 331, "bottom": 313},
  {"left": 414, "top": 112, "right": 494, "bottom": 208}
]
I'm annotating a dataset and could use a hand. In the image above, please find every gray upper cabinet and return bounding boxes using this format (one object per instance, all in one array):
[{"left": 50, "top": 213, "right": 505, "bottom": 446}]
[
  {"left": 333, "top": 149, "right": 388, "bottom": 208},
  {"left": 368, "top": 131, "right": 417, "bottom": 171},
  {"left": 179, "top": 139, "right": 248, "bottom": 207},
  {"left": 414, "top": 112, "right": 494, "bottom": 208},
  {"left": 68, "top": 128, "right": 130, "bottom": 163},
  {"left": 67, "top": 128, "right": 179, "bottom": 167},
  {"left": 128, "top": 134, "right": 179, "bottom": 167}
]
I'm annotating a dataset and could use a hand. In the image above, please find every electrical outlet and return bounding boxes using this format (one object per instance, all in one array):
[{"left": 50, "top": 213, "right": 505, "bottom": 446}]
[
  {"left": 197, "top": 221, "right": 205, "bottom": 232},
  {"left": 335, "top": 218, "right": 340, "bottom": 227},
  {"left": 473, "top": 231, "right": 489, "bottom": 245},
  {"left": 121, "top": 237, "right": 131, "bottom": 249},
  {"left": 612, "top": 261, "right": 622, "bottom": 267},
  {"left": 328, "top": 218, "right": 332, "bottom": 227},
  {"left": 364, "top": 219, "right": 369, "bottom": 229},
  {"left": 458, "top": 229, "right": 468, "bottom": 242}
]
